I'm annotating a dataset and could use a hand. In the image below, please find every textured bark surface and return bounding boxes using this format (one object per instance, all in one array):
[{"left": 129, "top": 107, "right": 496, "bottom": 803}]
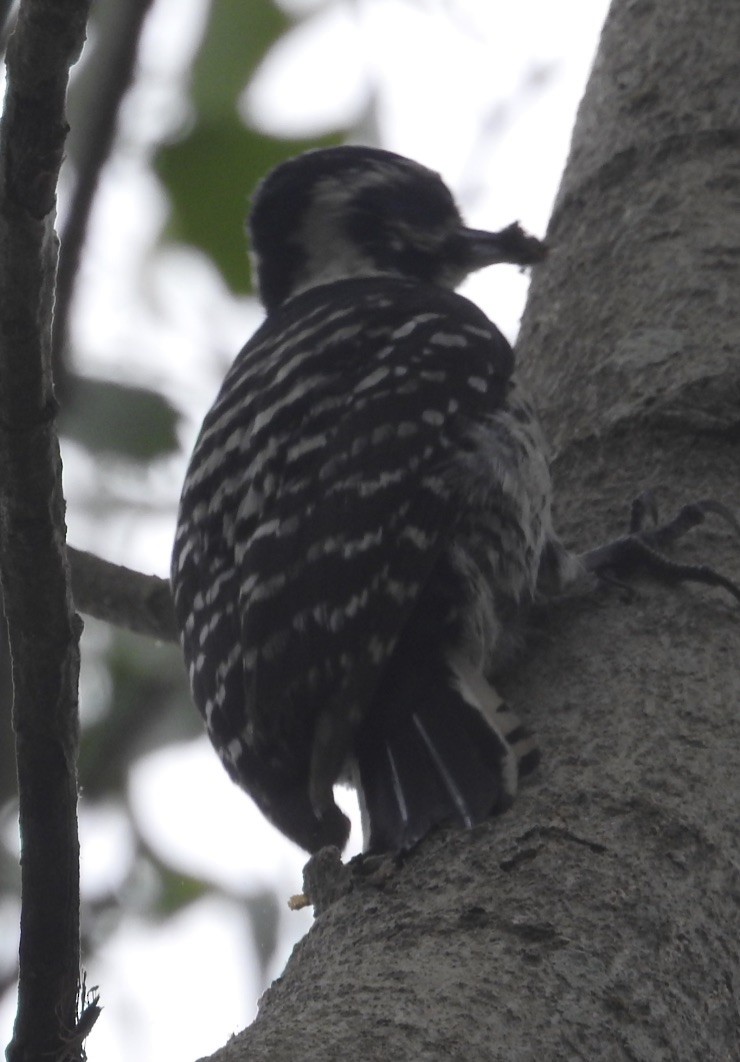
[
  {"left": 0, "top": 2, "right": 91, "bottom": 1059},
  {"left": 198, "top": 0, "right": 740, "bottom": 1058}
]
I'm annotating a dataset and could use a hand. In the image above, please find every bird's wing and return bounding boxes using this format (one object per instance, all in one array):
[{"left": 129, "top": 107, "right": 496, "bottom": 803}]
[
  {"left": 238, "top": 283, "right": 512, "bottom": 767},
  {"left": 172, "top": 278, "right": 516, "bottom": 850}
]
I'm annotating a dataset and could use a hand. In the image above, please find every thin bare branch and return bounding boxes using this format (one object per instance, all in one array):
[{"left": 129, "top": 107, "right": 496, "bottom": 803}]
[{"left": 68, "top": 546, "right": 177, "bottom": 642}]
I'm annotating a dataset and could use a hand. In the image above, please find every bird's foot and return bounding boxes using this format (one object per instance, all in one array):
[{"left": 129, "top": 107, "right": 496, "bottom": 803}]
[{"left": 579, "top": 491, "right": 740, "bottom": 603}]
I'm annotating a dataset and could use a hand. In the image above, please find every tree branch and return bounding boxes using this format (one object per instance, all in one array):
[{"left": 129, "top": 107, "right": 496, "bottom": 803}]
[
  {"left": 0, "top": 2, "right": 91, "bottom": 1060},
  {"left": 68, "top": 546, "right": 177, "bottom": 642}
]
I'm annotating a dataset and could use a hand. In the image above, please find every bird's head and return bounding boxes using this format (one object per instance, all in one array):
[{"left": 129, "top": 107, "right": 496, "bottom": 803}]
[{"left": 249, "top": 146, "right": 545, "bottom": 312}]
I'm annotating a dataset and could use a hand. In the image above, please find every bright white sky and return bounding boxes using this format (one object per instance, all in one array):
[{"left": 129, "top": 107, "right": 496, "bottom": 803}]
[{"left": 1, "top": 1, "right": 610, "bottom": 1058}]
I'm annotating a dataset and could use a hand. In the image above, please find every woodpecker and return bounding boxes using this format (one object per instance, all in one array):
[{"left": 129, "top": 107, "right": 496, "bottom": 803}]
[
  {"left": 170, "top": 145, "right": 560, "bottom": 853},
  {"left": 171, "top": 146, "right": 739, "bottom": 855}
]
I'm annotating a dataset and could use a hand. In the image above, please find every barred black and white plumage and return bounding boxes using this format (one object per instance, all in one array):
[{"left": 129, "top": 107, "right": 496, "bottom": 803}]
[{"left": 171, "top": 146, "right": 574, "bottom": 854}]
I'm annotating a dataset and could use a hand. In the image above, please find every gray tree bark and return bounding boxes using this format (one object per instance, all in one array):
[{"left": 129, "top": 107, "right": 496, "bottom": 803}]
[
  {"left": 199, "top": 0, "right": 740, "bottom": 1058},
  {"left": 0, "top": 2, "right": 91, "bottom": 1059}
]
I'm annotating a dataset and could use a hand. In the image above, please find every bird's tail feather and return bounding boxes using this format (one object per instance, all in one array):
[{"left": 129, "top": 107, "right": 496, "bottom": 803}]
[{"left": 356, "top": 651, "right": 539, "bottom": 852}]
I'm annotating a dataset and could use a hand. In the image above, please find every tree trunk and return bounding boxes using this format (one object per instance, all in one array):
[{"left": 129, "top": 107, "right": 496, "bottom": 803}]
[
  {"left": 199, "top": 0, "right": 740, "bottom": 1057},
  {"left": 0, "top": 2, "right": 91, "bottom": 1059}
]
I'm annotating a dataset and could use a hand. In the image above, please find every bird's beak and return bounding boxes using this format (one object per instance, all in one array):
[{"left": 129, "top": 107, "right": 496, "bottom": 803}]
[{"left": 459, "top": 223, "right": 547, "bottom": 270}]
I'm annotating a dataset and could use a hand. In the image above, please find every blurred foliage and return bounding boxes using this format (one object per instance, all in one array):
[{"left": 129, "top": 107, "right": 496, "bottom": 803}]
[
  {"left": 60, "top": 376, "right": 180, "bottom": 461},
  {"left": 1, "top": 0, "right": 360, "bottom": 1016},
  {"left": 151, "top": 860, "right": 212, "bottom": 917},
  {"left": 190, "top": 0, "right": 290, "bottom": 116},
  {"left": 155, "top": 0, "right": 343, "bottom": 292},
  {"left": 158, "top": 125, "right": 341, "bottom": 293},
  {"left": 79, "top": 627, "right": 197, "bottom": 800},
  {"left": 0, "top": 0, "right": 367, "bottom": 1028},
  {"left": 243, "top": 888, "right": 281, "bottom": 983}
]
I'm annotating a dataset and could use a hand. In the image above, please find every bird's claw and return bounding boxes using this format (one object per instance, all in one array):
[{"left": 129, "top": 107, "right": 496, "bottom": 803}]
[{"left": 580, "top": 493, "right": 740, "bottom": 604}]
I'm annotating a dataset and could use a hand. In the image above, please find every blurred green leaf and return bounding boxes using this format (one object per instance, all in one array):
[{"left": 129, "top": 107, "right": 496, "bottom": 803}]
[
  {"left": 158, "top": 126, "right": 342, "bottom": 293},
  {"left": 151, "top": 859, "right": 211, "bottom": 918},
  {"left": 155, "top": 0, "right": 346, "bottom": 291},
  {"left": 80, "top": 629, "right": 197, "bottom": 800},
  {"left": 243, "top": 889, "right": 281, "bottom": 982},
  {"left": 60, "top": 376, "right": 180, "bottom": 461},
  {"left": 192, "top": 0, "right": 291, "bottom": 121},
  {"left": 154, "top": 0, "right": 297, "bottom": 292}
]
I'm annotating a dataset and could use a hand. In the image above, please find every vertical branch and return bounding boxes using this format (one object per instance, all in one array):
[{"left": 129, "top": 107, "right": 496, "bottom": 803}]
[{"left": 0, "top": 2, "right": 91, "bottom": 1060}]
